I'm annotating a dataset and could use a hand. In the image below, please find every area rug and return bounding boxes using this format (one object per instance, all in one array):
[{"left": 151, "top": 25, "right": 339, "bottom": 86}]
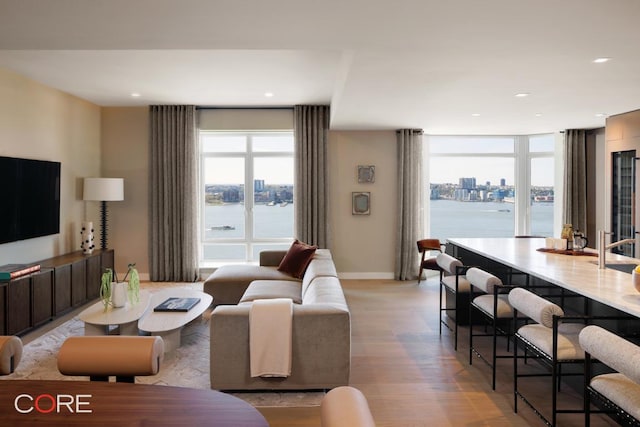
[{"left": 0, "top": 283, "right": 324, "bottom": 408}]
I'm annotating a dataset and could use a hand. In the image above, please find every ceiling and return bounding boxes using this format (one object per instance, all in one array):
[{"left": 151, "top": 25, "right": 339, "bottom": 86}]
[{"left": 1, "top": 0, "right": 640, "bottom": 135}]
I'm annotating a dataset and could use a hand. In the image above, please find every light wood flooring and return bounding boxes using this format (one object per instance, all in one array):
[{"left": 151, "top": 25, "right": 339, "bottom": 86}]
[{"left": 260, "top": 276, "right": 619, "bottom": 427}]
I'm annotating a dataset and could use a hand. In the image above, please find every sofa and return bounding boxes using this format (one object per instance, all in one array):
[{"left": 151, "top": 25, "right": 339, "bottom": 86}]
[{"left": 205, "top": 249, "right": 351, "bottom": 390}]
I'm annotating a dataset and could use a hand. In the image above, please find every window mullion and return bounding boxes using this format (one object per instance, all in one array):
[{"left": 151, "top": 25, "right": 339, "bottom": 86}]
[{"left": 246, "top": 135, "right": 254, "bottom": 261}]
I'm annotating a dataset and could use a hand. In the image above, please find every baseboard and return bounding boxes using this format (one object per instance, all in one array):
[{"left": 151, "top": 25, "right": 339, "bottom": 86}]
[{"left": 338, "top": 272, "right": 395, "bottom": 280}]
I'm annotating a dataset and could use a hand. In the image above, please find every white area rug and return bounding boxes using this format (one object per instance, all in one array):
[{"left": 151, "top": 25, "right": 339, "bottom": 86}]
[{"left": 0, "top": 283, "right": 324, "bottom": 408}]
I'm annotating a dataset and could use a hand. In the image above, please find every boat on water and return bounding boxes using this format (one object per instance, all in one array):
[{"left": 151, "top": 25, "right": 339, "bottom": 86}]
[
  {"left": 267, "top": 201, "right": 276, "bottom": 206},
  {"left": 211, "top": 225, "right": 235, "bottom": 230},
  {"left": 280, "top": 202, "right": 288, "bottom": 207}
]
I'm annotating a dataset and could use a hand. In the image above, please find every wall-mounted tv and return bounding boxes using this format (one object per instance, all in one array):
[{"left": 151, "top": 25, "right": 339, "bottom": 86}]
[{"left": 0, "top": 156, "right": 61, "bottom": 244}]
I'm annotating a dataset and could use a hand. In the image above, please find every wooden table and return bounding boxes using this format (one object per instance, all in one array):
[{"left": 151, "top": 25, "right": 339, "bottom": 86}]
[
  {"left": 0, "top": 380, "right": 268, "bottom": 426},
  {"left": 138, "top": 288, "right": 213, "bottom": 352},
  {"left": 78, "top": 290, "right": 151, "bottom": 335},
  {"left": 447, "top": 237, "right": 640, "bottom": 318}
]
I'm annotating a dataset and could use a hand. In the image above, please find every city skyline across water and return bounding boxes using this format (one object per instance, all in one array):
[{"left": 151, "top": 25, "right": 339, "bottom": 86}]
[{"left": 201, "top": 199, "right": 554, "bottom": 260}]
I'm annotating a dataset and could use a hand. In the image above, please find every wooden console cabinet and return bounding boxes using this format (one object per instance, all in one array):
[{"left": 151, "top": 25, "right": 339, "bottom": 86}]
[{"left": 0, "top": 249, "right": 114, "bottom": 336}]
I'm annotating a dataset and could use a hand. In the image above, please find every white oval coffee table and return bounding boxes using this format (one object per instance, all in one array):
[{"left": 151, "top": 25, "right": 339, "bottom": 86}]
[
  {"left": 138, "top": 288, "right": 213, "bottom": 352},
  {"left": 78, "top": 290, "right": 151, "bottom": 335}
]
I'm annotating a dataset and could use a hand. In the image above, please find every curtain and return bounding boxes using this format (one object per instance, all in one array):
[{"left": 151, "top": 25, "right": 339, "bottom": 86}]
[
  {"left": 395, "top": 129, "right": 424, "bottom": 280},
  {"left": 149, "top": 105, "right": 199, "bottom": 281},
  {"left": 294, "top": 105, "right": 330, "bottom": 248},
  {"left": 563, "top": 129, "right": 588, "bottom": 234}
]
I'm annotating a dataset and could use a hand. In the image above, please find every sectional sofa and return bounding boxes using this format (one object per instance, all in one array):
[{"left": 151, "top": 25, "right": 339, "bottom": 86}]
[{"left": 204, "top": 249, "right": 351, "bottom": 390}]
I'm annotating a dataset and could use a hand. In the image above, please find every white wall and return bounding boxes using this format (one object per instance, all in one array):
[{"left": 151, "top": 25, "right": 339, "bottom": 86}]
[{"left": 0, "top": 67, "right": 101, "bottom": 263}]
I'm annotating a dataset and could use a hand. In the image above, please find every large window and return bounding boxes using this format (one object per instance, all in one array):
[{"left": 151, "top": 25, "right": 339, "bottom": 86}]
[
  {"left": 200, "top": 132, "right": 294, "bottom": 262},
  {"left": 426, "top": 134, "right": 556, "bottom": 240}
]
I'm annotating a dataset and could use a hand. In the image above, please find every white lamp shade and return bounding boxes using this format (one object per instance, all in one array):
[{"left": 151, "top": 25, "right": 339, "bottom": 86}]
[{"left": 83, "top": 178, "right": 124, "bottom": 201}]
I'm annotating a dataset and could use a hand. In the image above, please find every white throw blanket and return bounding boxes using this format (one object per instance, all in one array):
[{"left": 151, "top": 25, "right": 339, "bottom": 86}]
[{"left": 249, "top": 298, "right": 293, "bottom": 378}]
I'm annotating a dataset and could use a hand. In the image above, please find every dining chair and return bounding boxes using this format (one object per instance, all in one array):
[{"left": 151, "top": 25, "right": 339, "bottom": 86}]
[
  {"left": 416, "top": 238, "right": 444, "bottom": 283},
  {"left": 0, "top": 335, "right": 23, "bottom": 375}
]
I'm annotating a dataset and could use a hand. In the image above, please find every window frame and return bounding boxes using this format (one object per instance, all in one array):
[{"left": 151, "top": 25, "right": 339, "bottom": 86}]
[
  {"left": 199, "top": 131, "right": 294, "bottom": 263},
  {"left": 425, "top": 133, "right": 557, "bottom": 238}
]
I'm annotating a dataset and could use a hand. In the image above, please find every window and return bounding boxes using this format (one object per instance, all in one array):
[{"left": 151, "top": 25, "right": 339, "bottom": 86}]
[
  {"left": 426, "top": 134, "right": 556, "bottom": 240},
  {"left": 200, "top": 132, "right": 294, "bottom": 263}
]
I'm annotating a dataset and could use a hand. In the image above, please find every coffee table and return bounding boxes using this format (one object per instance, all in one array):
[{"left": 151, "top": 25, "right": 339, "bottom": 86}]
[
  {"left": 138, "top": 288, "right": 213, "bottom": 352},
  {"left": 78, "top": 290, "right": 151, "bottom": 335}
]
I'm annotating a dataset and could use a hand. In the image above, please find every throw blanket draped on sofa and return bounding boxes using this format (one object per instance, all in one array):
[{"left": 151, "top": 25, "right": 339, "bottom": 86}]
[{"left": 250, "top": 298, "right": 293, "bottom": 378}]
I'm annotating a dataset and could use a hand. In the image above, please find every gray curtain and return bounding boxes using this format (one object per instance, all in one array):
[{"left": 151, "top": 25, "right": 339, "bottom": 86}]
[
  {"left": 395, "top": 129, "right": 424, "bottom": 280},
  {"left": 563, "top": 129, "right": 588, "bottom": 233},
  {"left": 294, "top": 105, "right": 330, "bottom": 248},
  {"left": 149, "top": 105, "right": 199, "bottom": 281}
]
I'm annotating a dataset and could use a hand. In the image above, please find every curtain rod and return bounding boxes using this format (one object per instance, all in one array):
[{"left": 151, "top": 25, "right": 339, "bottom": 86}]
[{"left": 196, "top": 106, "right": 294, "bottom": 111}]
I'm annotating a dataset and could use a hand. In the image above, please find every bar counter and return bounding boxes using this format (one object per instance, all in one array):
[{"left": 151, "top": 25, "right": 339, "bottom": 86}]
[{"left": 447, "top": 237, "right": 640, "bottom": 318}]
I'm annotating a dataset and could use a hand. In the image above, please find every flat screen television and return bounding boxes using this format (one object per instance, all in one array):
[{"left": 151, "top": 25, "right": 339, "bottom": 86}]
[{"left": 0, "top": 156, "right": 61, "bottom": 244}]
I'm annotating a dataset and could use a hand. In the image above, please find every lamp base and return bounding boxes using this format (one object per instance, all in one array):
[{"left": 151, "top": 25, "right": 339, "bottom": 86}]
[{"left": 100, "top": 200, "right": 108, "bottom": 250}]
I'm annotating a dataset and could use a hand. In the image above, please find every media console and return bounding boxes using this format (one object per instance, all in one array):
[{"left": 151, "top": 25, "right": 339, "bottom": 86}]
[{"left": 0, "top": 249, "right": 114, "bottom": 336}]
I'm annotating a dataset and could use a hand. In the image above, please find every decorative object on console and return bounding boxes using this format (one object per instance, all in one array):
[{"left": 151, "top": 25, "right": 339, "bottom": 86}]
[
  {"left": 357, "top": 165, "right": 375, "bottom": 183},
  {"left": 83, "top": 177, "right": 124, "bottom": 250},
  {"left": 277, "top": 239, "right": 318, "bottom": 279},
  {"left": 352, "top": 192, "right": 371, "bottom": 215},
  {"left": 80, "top": 221, "right": 95, "bottom": 254},
  {"left": 0, "top": 263, "right": 41, "bottom": 281}
]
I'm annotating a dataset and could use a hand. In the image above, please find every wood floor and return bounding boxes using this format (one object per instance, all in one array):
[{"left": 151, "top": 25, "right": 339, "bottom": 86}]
[{"left": 259, "top": 276, "right": 619, "bottom": 427}]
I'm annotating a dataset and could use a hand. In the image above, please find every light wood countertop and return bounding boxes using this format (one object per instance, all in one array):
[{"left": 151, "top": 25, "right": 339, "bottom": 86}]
[{"left": 447, "top": 237, "right": 640, "bottom": 318}]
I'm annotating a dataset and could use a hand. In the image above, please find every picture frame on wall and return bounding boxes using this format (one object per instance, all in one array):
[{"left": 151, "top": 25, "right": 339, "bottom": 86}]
[
  {"left": 352, "top": 192, "right": 371, "bottom": 215},
  {"left": 357, "top": 165, "right": 375, "bottom": 183}
]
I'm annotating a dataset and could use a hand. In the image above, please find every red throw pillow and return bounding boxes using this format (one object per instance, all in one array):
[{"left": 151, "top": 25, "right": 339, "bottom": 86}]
[{"left": 277, "top": 240, "right": 318, "bottom": 279}]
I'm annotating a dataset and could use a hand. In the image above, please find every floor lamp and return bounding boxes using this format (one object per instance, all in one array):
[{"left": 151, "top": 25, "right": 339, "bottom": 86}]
[{"left": 83, "top": 178, "right": 124, "bottom": 250}]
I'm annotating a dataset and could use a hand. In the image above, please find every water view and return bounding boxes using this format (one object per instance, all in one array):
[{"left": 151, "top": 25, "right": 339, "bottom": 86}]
[{"left": 431, "top": 199, "right": 554, "bottom": 241}]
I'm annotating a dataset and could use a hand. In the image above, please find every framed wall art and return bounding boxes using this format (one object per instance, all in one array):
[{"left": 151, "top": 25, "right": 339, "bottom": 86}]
[
  {"left": 352, "top": 192, "right": 371, "bottom": 215},
  {"left": 357, "top": 165, "right": 375, "bottom": 183}
]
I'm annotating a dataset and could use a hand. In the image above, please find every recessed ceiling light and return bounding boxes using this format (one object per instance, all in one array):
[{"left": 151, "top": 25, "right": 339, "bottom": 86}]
[
  {"left": 595, "top": 113, "right": 607, "bottom": 117},
  {"left": 515, "top": 93, "right": 530, "bottom": 98},
  {"left": 471, "top": 113, "right": 481, "bottom": 117},
  {"left": 264, "top": 92, "right": 274, "bottom": 98},
  {"left": 593, "top": 57, "right": 611, "bottom": 63},
  {"left": 131, "top": 93, "right": 141, "bottom": 97},
  {"left": 535, "top": 113, "right": 542, "bottom": 117}
]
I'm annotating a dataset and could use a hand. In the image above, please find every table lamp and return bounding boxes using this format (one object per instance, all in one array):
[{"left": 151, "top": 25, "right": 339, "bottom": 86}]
[{"left": 83, "top": 177, "right": 124, "bottom": 250}]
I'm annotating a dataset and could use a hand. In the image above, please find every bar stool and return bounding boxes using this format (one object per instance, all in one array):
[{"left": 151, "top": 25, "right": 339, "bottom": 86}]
[
  {"left": 580, "top": 325, "right": 640, "bottom": 426},
  {"left": 467, "top": 267, "right": 514, "bottom": 390},
  {"left": 509, "top": 287, "right": 586, "bottom": 427},
  {"left": 436, "top": 252, "right": 470, "bottom": 351}
]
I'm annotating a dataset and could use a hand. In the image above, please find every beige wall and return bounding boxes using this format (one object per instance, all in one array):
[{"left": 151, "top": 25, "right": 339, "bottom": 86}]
[
  {"left": 0, "top": 67, "right": 101, "bottom": 263},
  {"left": 101, "top": 107, "right": 150, "bottom": 278},
  {"left": 97, "top": 113, "right": 399, "bottom": 278},
  {"left": 328, "top": 131, "right": 397, "bottom": 277}
]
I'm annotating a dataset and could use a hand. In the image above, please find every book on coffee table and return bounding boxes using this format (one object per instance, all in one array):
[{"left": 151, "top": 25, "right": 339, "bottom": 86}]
[{"left": 154, "top": 297, "right": 201, "bottom": 312}]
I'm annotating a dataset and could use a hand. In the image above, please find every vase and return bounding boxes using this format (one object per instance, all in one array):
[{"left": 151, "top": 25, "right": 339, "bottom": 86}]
[
  {"left": 633, "top": 270, "right": 640, "bottom": 293},
  {"left": 111, "top": 282, "right": 128, "bottom": 308},
  {"left": 80, "top": 221, "right": 95, "bottom": 255}
]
